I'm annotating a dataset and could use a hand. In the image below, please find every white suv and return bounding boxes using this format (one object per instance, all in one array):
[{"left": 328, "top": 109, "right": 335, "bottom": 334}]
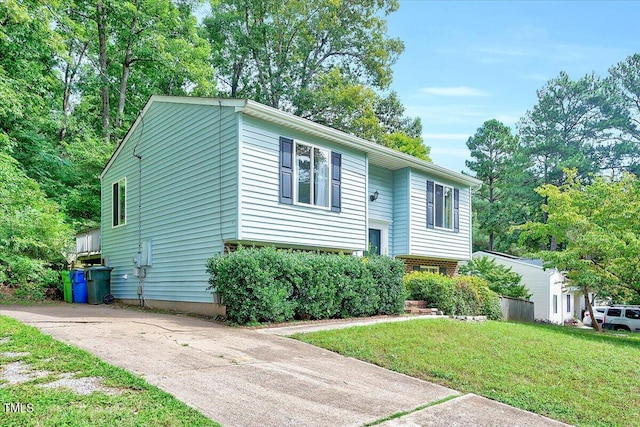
[
  {"left": 582, "top": 307, "right": 606, "bottom": 327},
  {"left": 601, "top": 306, "right": 640, "bottom": 332}
]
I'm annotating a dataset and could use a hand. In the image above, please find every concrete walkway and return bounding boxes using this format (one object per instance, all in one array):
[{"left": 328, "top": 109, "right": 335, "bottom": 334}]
[{"left": 0, "top": 304, "right": 570, "bottom": 427}]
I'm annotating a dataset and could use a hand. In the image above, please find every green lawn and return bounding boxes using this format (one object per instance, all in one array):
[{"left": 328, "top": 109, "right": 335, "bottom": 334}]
[
  {"left": 0, "top": 315, "right": 220, "bottom": 427},
  {"left": 293, "top": 319, "right": 640, "bottom": 427}
]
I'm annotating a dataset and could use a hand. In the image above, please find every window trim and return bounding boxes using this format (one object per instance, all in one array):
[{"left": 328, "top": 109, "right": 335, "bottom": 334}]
[
  {"left": 293, "top": 141, "right": 332, "bottom": 210},
  {"left": 112, "top": 177, "right": 127, "bottom": 228},
  {"left": 427, "top": 180, "right": 459, "bottom": 232}
]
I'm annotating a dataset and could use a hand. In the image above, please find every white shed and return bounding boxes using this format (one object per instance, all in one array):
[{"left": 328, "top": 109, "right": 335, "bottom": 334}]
[{"left": 473, "top": 251, "right": 582, "bottom": 324}]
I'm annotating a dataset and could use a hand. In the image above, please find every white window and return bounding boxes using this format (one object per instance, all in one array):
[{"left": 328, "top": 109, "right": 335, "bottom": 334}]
[
  {"left": 295, "top": 142, "right": 330, "bottom": 208},
  {"left": 112, "top": 178, "right": 126, "bottom": 227},
  {"left": 435, "top": 183, "right": 453, "bottom": 229},
  {"left": 420, "top": 266, "right": 440, "bottom": 274}
]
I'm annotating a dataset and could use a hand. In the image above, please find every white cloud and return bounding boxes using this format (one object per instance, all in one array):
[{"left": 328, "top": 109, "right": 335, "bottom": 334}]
[
  {"left": 430, "top": 147, "right": 470, "bottom": 158},
  {"left": 404, "top": 104, "right": 488, "bottom": 126},
  {"left": 420, "top": 86, "right": 489, "bottom": 97},
  {"left": 423, "top": 133, "right": 470, "bottom": 141}
]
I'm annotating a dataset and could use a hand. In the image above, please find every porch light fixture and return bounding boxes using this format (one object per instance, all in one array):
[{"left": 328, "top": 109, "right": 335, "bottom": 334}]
[{"left": 369, "top": 190, "right": 379, "bottom": 202}]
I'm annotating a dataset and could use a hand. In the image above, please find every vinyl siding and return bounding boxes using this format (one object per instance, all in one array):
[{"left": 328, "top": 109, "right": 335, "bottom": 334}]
[
  {"left": 408, "top": 170, "right": 471, "bottom": 260},
  {"left": 368, "top": 165, "right": 394, "bottom": 253},
  {"left": 368, "top": 165, "right": 393, "bottom": 222},
  {"left": 238, "top": 116, "right": 367, "bottom": 251},
  {"left": 101, "top": 102, "right": 238, "bottom": 303},
  {"left": 392, "top": 168, "right": 410, "bottom": 255},
  {"left": 473, "top": 252, "right": 566, "bottom": 323}
]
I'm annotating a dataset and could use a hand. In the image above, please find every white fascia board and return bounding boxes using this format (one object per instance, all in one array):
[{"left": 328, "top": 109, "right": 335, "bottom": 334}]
[
  {"left": 100, "top": 96, "right": 482, "bottom": 189},
  {"left": 239, "top": 100, "right": 482, "bottom": 188},
  {"left": 99, "top": 96, "right": 248, "bottom": 180}
]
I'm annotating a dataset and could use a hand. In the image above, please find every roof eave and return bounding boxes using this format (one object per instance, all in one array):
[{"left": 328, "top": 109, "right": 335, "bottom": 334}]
[
  {"left": 100, "top": 96, "right": 482, "bottom": 188},
  {"left": 239, "top": 100, "right": 482, "bottom": 187}
]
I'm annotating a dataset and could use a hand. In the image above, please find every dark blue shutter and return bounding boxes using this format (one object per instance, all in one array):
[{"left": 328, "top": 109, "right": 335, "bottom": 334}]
[
  {"left": 279, "top": 137, "right": 293, "bottom": 204},
  {"left": 112, "top": 182, "right": 119, "bottom": 226},
  {"left": 331, "top": 152, "right": 341, "bottom": 212},
  {"left": 426, "top": 180, "right": 434, "bottom": 228},
  {"left": 453, "top": 188, "right": 460, "bottom": 232}
]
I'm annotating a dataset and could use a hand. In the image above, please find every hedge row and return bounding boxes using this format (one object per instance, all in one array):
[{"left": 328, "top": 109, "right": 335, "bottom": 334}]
[
  {"left": 405, "top": 271, "right": 503, "bottom": 320},
  {"left": 206, "top": 246, "right": 406, "bottom": 324}
]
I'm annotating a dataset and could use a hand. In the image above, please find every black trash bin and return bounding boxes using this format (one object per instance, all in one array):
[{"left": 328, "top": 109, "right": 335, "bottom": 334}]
[{"left": 85, "top": 266, "right": 113, "bottom": 305}]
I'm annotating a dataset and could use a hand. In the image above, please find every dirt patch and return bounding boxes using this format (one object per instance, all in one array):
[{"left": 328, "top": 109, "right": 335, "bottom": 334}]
[
  {"left": 0, "top": 351, "right": 30, "bottom": 358},
  {"left": 0, "top": 340, "right": 122, "bottom": 395},
  {"left": 39, "top": 372, "right": 122, "bottom": 395},
  {"left": 0, "top": 361, "right": 50, "bottom": 385}
]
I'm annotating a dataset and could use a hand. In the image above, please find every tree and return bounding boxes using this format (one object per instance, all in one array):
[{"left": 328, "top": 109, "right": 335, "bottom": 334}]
[
  {"left": 201, "top": 0, "right": 427, "bottom": 157},
  {"left": 66, "top": 0, "right": 214, "bottom": 141},
  {"left": 607, "top": 54, "right": 640, "bottom": 175},
  {"left": 203, "top": 0, "right": 402, "bottom": 108},
  {"left": 466, "top": 119, "right": 519, "bottom": 251},
  {"left": 517, "top": 72, "right": 620, "bottom": 250},
  {"left": 0, "top": 153, "right": 70, "bottom": 287},
  {"left": 518, "top": 170, "right": 640, "bottom": 331},
  {"left": 459, "top": 256, "right": 531, "bottom": 300},
  {"left": 518, "top": 72, "right": 614, "bottom": 187}
]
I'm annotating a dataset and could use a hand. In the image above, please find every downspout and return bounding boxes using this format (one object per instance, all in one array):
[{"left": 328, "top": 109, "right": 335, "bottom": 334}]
[{"left": 133, "top": 114, "right": 144, "bottom": 307}]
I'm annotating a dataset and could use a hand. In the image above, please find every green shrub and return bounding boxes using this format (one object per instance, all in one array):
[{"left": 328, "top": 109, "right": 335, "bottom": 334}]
[
  {"left": 366, "top": 256, "right": 406, "bottom": 314},
  {"left": 336, "top": 255, "right": 379, "bottom": 318},
  {"left": 459, "top": 257, "right": 531, "bottom": 300},
  {"left": 0, "top": 153, "right": 70, "bottom": 300},
  {"left": 405, "top": 272, "right": 503, "bottom": 320},
  {"left": 405, "top": 271, "right": 457, "bottom": 314},
  {"left": 207, "top": 247, "right": 297, "bottom": 324},
  {"left": 207, "top": 247, "right": 405, "bottom": 324},
  {"left": 454, "top": 275, "right": 503, "bottom": 320},
  {"left": 294, "top": 253, "right": 341, "bottom": 320},
  {"left": 13, "top": 281, "right": 47, "bottom": 301}
]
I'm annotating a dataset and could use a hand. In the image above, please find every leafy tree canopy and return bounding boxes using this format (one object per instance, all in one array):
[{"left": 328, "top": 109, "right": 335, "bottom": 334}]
[
  {"left": 518, "top": 169, "right": 640, "bottom": 304},
  {"left": 0, "top": 153, "right": 70, "bottom": 286},
  {"left": 202, "top": 0, "right": 428, "bottom": 157}
]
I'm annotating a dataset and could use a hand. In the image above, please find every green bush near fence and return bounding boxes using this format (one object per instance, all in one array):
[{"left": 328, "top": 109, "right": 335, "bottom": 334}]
[
  {"left": 405, "top": 271, "right": 502, "bottom": 320},
  {"left": 206, "top": 246, "right": 406, "bottom": 324}
]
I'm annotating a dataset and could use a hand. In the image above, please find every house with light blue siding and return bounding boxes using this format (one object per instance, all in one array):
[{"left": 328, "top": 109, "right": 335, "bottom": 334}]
[{"left": 100, "top": 96, "right": 481, "bottom": 315}]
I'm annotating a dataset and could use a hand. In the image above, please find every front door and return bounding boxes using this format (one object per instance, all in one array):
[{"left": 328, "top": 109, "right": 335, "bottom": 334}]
[{"left": 368, "top": 228, "right": 381, "bottom": 255}]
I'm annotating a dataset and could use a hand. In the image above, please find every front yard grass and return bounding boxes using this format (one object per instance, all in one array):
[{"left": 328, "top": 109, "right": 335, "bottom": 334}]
[
  {"left": 0, "top": 315, "right": 220, "bottom": 427},
  {"left": 293, "top": 319, "right": 640, "bottom": 427}
]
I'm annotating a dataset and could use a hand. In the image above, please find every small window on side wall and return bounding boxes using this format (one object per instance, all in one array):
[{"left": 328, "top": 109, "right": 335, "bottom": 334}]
[
  {"left": 112, "top": 178, "right": 126, "bottom": 227},
  {"left": 412, "top": 266, "right": 445, "bottom": 275}
]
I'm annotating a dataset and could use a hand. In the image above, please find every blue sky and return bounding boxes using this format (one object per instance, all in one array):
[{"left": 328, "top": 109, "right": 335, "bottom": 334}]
[{"left": 385, "top": 1, "right": 639, "bottom": 172}]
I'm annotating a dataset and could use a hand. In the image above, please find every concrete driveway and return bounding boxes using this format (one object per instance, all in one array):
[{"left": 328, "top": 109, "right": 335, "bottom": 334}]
[{"left": 0, "top": 304, "right": 570, "bottom": 427}]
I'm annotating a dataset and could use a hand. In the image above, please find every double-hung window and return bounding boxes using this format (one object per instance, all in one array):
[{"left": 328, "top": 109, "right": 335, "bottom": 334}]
[
  {"left": 427, "top": 180, "right": 459, "bottom": 231},
  {"left": 112, "top": 178, "right": 126, "bottom": 227},
  {"left": 296, "top": 143, "right": 330, "bottom": 207},
  {"left": 279, "top": 137, "right": 341, "bottom": 212}
]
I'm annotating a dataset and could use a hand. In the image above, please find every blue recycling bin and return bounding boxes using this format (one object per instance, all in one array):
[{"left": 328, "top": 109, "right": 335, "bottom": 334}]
[{"left": 69, "top": 269, "right": 88, "bottom": 303}]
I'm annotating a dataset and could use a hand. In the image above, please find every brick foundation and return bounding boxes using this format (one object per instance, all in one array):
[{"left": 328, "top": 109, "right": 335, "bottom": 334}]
[
  {"left": 399, "top": 257, "right": 459, "bottom": 276},
  {"left": 225, "top": 243, "right": 460, "bottom": 276}
]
